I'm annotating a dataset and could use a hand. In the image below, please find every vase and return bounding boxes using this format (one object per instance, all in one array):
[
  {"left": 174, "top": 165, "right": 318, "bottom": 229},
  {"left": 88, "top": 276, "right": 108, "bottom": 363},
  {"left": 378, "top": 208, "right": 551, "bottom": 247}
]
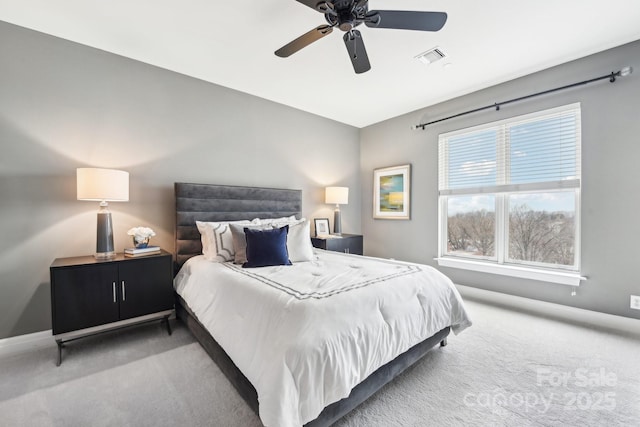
[{"left": 133, "top": 236, "right": 150, "bottom": 249}]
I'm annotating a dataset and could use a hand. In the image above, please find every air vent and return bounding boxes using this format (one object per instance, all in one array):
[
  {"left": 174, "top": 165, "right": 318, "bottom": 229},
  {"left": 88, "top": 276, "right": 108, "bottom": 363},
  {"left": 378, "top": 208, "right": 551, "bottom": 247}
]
[{"left": 414, "top": 47, "right": 446, "bottom": 65}]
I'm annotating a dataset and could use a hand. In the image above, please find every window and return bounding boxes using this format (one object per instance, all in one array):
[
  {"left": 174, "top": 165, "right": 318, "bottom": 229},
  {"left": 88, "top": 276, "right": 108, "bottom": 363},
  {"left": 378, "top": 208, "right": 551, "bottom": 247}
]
[{"left": 437, "top": 104, "right": 582, "bottom": 285}]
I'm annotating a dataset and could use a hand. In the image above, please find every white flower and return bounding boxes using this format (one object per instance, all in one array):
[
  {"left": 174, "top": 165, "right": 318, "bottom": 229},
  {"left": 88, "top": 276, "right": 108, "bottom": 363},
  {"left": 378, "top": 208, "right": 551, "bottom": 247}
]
[{"left": 127, "top": 227, "right": 156, "bottom": 239}]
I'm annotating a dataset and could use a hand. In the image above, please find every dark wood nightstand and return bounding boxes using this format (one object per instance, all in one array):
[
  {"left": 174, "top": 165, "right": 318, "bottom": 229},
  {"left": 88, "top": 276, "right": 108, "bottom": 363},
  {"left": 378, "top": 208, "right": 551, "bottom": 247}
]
[
  {"left": 311, "top": 234, "right": 363, "bottom": 255},
  {"left": 50, "top": 250, "right": 174, "bottom": 365}
]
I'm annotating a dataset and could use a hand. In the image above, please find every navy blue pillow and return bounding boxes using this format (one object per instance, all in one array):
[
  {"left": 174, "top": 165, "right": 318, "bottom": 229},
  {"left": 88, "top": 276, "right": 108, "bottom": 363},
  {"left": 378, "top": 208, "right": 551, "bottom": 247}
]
[{"left": 243, "top": 225, "right": 292, "bottom": 268}]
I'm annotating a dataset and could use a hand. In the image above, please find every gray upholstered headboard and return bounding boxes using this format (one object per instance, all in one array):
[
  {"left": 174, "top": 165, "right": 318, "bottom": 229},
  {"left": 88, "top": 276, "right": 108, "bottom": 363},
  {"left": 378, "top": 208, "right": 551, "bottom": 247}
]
[{"left": 174, "top": 183, "right": 302, "bottom": 268}]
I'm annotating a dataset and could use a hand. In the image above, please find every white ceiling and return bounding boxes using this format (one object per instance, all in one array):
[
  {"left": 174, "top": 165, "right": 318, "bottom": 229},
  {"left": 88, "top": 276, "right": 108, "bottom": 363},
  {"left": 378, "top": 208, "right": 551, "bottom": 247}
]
[{"left": 2, "top": 0, "right": 640, "bottom": 128}]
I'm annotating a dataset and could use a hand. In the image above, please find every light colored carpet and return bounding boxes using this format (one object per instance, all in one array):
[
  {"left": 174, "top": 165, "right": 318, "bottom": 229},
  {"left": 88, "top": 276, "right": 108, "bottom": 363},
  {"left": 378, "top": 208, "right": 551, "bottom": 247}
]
[{"left": 1, "top": 299, "right": 638, "bottom": 427}]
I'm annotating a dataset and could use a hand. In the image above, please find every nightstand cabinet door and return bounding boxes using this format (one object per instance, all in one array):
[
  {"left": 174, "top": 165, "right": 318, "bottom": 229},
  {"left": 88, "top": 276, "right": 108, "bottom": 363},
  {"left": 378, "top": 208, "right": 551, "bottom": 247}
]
[
  {"left": 52, "top": 264, "right": 120, "bottom": 334},
  {"left": 118, "top": 256, "right": 174, "bottom": 320}
]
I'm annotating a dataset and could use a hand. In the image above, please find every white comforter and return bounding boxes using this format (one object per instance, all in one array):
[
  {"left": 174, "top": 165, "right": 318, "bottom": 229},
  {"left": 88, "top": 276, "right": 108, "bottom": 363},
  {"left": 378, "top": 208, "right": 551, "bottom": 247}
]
[{"left": 174, "top": 250, "right": 471, "bottom": 427}]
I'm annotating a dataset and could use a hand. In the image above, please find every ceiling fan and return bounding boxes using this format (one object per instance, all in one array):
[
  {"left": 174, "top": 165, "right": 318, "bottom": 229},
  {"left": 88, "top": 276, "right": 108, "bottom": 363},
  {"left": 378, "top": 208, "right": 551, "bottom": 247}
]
[{"left": 275, "top": 0, "right": 447, "bottom": 74}]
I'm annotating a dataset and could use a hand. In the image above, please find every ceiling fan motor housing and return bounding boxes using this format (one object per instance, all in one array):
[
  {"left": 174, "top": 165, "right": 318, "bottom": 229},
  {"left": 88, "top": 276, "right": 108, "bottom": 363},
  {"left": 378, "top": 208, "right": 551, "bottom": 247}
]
[{"left": 324, "top": 0, "right": 368, "bottom": 32}]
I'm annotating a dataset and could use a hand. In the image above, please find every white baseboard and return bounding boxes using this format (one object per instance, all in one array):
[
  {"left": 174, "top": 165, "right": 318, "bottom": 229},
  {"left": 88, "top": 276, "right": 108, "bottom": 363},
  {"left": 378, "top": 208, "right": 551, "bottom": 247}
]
[
  {"left": 0, "top": 330, "right": 55, "bottom": 359},
  {"left": 456, "top": 284, "right": 640, "bottom": 335}
]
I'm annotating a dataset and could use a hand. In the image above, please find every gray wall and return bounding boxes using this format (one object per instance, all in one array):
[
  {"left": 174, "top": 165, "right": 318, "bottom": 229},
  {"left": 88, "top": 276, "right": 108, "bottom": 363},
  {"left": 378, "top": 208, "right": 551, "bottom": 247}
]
[
  {"left": 0, "top": 22, "right": 361, "bottom": 339},
  {"left": 2, "top": 19, "right": 638, "bottom": 340},
  {"left": 361, "top": 39, "right": 640, "bottom": 320}
]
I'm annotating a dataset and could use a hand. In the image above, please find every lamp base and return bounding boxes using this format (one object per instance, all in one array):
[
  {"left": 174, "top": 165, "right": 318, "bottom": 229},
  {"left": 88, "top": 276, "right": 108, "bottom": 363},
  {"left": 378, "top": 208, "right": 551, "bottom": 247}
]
[
  {"left": 96, "top": 204, "right": 115, "bottom": 259},
  {"left": 333, "top": 208, "right": 342, "bottom": 235},
  {"left": 95, "top": 251, "right": 116, "bottom": 260}
]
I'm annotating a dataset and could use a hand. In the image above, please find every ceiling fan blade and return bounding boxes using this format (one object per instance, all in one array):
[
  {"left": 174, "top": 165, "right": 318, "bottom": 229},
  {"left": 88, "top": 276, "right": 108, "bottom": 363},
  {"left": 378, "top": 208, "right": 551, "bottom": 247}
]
[
  {"left": 343, "top": 30, "right": 371, "bottom": 74},
  {"left": 365, "top": 11, "right": 447, "bottom": 31},
  {"left": 275, "top": 25, "right": 333, "bottom": 58}
]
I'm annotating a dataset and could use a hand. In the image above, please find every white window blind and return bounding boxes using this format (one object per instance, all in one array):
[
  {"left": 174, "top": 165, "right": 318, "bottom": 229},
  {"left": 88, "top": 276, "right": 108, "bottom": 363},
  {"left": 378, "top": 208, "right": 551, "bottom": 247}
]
[{"left": 439, "top": 104, "right": 581, "bottom": 196}]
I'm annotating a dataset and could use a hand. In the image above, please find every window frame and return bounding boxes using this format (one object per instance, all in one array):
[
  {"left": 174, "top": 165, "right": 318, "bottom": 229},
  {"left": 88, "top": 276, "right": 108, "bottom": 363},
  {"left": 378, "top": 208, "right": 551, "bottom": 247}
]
[{"left": 436, "top": 104, "right": 584, "bottom": 286}]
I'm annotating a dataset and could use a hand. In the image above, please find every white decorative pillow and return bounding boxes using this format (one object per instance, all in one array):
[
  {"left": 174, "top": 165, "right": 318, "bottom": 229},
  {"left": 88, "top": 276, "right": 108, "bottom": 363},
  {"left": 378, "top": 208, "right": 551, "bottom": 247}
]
[
  {"left": 258, "top": 215, "right": 299, "bottom": 226},
  {"left": 279, "top": 219, "right": 314, "bottom": 263},
  {"left": 229, "top": 223, "right": 273, "bottom": 264},
  {"left": 195, "top": 221, "right": 215, "bottom": 258},
  {"left": 196, "top": 219, "right": 258, "bottom": 262}
]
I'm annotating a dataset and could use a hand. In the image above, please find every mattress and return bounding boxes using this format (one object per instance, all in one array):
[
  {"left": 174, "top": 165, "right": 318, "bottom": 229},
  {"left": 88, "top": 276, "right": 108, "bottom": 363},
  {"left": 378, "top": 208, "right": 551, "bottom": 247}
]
[{"left": 174, "top": 249, "right": 471, "bottom": 427}]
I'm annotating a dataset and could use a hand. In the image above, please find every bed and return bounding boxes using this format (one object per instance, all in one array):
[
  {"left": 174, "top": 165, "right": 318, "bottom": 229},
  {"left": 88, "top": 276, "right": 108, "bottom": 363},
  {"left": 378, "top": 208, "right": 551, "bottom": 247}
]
[{"left": 173, "top": 182, "right": 471, "bottom": 427}]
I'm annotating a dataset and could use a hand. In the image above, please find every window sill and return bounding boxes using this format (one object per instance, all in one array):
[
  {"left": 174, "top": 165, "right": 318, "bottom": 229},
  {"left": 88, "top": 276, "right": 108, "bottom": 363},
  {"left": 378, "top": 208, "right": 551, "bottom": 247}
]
[{"left": 435, "top": 257, "right": 585, "bottom": 286}]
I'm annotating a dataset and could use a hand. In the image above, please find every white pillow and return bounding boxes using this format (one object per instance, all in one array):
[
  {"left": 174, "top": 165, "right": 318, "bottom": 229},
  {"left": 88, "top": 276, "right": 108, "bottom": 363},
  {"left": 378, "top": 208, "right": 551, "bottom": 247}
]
[
  {"left": 196, "top": 219, "right": 259, "bottom": 262},
  {"left": 280, "top": 220, "right": 314, "bottom": 263},
  {"left": 258, "top": 215, "right": 299, "bottom": 225}
]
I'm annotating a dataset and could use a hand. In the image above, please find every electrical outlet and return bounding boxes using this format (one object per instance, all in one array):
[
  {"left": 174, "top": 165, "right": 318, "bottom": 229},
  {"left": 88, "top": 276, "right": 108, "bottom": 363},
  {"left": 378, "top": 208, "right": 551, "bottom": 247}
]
[{"left": 631, "top": 295, "right": 640, "bottom": 310}]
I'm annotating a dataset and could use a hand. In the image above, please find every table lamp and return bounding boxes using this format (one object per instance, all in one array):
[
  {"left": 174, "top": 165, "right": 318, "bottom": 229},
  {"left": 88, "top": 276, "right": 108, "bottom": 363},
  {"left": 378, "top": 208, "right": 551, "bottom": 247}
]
[
  {"left": 77, "top": 168, "right": 129, "bottom": 259},
  {"left": 325, "top": 186, "right": 349, "bottom": 235}
]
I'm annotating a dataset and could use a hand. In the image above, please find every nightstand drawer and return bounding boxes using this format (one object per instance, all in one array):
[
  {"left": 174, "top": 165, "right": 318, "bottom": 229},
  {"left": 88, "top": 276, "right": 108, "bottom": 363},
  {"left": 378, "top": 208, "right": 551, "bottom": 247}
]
[{"left": 311, "top": 234, "right": 363, "bottom": 255}]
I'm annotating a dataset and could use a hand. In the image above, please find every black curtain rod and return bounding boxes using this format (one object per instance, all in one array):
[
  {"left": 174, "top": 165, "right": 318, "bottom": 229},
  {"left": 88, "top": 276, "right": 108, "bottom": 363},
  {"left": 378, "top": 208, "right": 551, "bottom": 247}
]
[{"left": 413, "top": 66, "right": 633, "bottom": 130}]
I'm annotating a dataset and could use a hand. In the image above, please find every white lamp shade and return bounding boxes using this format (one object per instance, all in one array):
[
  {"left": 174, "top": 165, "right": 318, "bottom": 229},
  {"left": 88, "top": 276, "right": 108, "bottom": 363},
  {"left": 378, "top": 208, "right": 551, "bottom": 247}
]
[
  {"left": 325, "top": 186, "right": 349, "bottom": 205},
  {"left": 77, "top": 168, "right": 129, "bottom": 201}
]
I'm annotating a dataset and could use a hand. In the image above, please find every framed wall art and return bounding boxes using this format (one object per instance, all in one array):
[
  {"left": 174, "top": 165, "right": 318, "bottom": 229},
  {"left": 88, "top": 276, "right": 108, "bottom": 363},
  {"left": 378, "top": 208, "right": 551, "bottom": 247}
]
[{"left": 373, "top": 164, "right": 411, "bottom": 220}]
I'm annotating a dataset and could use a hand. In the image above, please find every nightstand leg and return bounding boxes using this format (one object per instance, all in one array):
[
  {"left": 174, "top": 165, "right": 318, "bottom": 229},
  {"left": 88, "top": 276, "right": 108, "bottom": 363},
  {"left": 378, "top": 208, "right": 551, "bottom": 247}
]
[
  {"left": 56, "top": 340, "right": 63, "bottom": 366},
  {"left": 163, "top": 316, "right": 172, "bottom": 336}
]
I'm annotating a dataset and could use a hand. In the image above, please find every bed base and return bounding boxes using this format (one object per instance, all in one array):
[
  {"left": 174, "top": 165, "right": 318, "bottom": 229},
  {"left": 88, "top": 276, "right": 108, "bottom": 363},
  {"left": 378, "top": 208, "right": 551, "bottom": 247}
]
[{"left": 176, "top": 295, "right": 450, "bottom": 427}]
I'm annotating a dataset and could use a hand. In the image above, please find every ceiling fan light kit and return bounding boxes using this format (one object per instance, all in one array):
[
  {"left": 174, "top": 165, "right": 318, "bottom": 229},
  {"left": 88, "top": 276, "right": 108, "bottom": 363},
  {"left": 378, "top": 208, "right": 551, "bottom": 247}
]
[{"left": 275, "top": 0, "right": 447, "bottom": 74}]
